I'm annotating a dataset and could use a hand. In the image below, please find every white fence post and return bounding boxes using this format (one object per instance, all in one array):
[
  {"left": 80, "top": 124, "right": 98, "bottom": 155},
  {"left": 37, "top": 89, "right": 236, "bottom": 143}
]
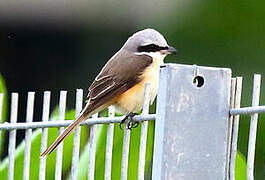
[{"left": 152, "top": 64, "right": 232, "bottom": 180}]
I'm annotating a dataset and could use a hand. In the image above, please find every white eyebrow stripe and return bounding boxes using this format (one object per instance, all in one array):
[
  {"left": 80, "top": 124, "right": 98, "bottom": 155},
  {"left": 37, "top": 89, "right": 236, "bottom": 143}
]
[
  {"left": 91, "top": 81, "right": 116, "bottom": 100},
  {"left": 140, "top": 41, "right": 154, "bottom": 46}
]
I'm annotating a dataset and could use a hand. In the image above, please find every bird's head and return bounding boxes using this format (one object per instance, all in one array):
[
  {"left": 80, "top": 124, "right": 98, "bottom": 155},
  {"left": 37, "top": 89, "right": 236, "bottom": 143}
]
[{"left": 123, "top": 28, "right": 177, "bottom": 60}]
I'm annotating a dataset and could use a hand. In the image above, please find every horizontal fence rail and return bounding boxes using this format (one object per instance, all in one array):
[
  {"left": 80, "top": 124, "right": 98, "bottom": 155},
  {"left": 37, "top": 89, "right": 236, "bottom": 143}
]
[
  {"left": 230, "top": 106, "right": 265, "bottom": 115},
  {"left": 3, "top": 106, "right": 265, "bottom": 130},
  {"left": 0, "top": 114, "right": 156, "bottom": 130}
]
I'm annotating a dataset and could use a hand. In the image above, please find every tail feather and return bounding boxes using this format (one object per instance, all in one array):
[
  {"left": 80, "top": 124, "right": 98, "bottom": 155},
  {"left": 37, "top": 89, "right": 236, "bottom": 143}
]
[
  {"left": 40, "top": 113, "right": 87, "bottom": 157},
  {"left": 40, "top": 99, "right": 111, "bottom": 157}
]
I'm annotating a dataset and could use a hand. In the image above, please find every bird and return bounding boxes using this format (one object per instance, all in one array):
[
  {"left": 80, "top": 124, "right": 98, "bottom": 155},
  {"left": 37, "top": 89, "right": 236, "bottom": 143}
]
[{"left": 40, "top": 28, "right": 177, "bottom": 156}]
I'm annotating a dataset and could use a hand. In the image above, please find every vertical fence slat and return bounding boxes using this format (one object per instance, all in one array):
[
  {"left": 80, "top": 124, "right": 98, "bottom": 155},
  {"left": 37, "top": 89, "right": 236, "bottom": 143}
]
[
  {"left": 23, "top": 92, "right": 35, "bottom": 180},
  {"left": 226, "top": 78, "right": 236, "bottom": 180},
  {"left": 104, "top": 106, "right": 115, "bottom": 180},
  {"left": 121, "top": 119, "right": 131, "bottom": 180},
  {"left": 138, "top": 83, "right": 151, "bottom": 180},
  {"left": 71, "top": 89, "right": 83, "bottom": 180},
  {"left": 55, "top": 91, "right": 67, "bottom": 180},
  {"left": 8, "top": 93, "right": 19, "bottom": 180},
  {"left": 247, "top": 74, "right": 261, "bottom": 180},
  {"left": 88, "top": 113, "right": 98, "bottom": 180},
  {"left": 230, "top": 77, "right": 243, "bottom": 180},
  {"left": 39, "top": 91, "right": 51, "bottom": 180}
]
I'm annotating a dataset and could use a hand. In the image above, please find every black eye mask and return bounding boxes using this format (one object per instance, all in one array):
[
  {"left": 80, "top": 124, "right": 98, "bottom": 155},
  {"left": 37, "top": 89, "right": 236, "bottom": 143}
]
[{"left": 137, "top": 44, "right": 168, "bottom": 53}]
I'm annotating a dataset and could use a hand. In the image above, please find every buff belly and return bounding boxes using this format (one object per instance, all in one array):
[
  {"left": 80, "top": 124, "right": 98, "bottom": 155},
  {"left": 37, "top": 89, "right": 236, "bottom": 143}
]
[{"left": 114, "top": 58, "right": 163, "bottom": 114}]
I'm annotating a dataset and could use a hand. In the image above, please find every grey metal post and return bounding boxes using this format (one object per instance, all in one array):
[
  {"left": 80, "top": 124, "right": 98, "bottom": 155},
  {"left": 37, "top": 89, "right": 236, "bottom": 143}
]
[{"left": 152, "top": 64, "right": 231, "bottom": 180}]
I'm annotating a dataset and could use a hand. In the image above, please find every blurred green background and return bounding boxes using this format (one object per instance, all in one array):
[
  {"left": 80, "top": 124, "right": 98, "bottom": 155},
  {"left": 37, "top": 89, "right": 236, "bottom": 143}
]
[{"left": 0, "top": 0, "right": 264, "bottom": 179}]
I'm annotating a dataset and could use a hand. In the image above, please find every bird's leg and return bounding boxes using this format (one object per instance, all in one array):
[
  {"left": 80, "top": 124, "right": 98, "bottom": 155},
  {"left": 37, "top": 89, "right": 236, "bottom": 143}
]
[{"left": 119, "top": 112, "right": 139, "bottom": 130}]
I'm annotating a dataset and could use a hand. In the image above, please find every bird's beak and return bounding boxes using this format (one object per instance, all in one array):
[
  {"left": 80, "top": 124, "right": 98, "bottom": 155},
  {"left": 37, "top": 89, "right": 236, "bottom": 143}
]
[{"left": 167, "top": 46, "right": 177, "bottom": 54}]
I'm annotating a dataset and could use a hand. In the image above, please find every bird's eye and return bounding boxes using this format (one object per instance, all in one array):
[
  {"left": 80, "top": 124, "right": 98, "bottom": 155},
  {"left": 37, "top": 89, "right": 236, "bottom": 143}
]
[{"left": 138, "top": 44, "right": 167, "bottom": 52}]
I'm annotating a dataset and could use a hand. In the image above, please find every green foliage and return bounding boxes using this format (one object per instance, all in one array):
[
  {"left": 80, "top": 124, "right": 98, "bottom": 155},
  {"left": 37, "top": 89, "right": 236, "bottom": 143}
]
[
  {"left": 0, "top": 73, "right": 7, "bottom": 121},
  {"left": 44, "top": 108, "right": 89, "bottom": 179},
  {"left": 237, "top": 114, "right": 265, "bottom": 180},
  {"left": 0, "top": 73, "right": 7, "bottom": 158},
  {"left": 236, "top": 151, "right": 247, "bottom": 180},
  {"left": 72, "top": 112, "right": 155, "bottom": 179},
  {"left": 0, "top": 108, "right": 89, "bottom": 180},
  {"left": 0, "top": 129, "right": 43, "bottom": 180}
]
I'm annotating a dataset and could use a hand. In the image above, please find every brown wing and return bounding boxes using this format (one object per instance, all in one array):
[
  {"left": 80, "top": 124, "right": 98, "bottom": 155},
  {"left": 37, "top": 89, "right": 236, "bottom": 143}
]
[
  {"left": 40, "top": 49, "right": 152, "bottom": 156},
  {"left": 84, "top": 49, "right": 152, "bottom": 115}
]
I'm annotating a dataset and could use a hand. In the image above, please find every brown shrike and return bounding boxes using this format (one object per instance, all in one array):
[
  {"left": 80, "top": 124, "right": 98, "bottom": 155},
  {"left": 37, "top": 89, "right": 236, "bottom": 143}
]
[{"left": 41, "top": 28, "right": 177, "bottom": 156}]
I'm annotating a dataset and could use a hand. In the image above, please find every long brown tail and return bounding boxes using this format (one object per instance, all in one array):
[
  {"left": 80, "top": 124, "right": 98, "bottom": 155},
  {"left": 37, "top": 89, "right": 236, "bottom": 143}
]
[{"left": 40, "top": 104, "right": 92, "bottom": 157}]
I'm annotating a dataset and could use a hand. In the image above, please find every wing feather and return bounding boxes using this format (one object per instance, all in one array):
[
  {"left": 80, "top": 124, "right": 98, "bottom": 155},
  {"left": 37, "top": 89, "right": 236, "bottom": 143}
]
[{"left": 85, "top": 49, "right": 152, "bottom": 113}]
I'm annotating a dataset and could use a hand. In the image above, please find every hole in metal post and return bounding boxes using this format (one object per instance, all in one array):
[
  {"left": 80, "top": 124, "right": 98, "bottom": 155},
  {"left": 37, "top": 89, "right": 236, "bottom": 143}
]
[{"left": 193, "top": 76, "right": 204, "bottom": 88}]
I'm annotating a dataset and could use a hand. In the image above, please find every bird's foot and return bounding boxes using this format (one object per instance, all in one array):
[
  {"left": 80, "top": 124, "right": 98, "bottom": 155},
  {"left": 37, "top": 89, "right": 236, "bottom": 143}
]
[{"left": 119, "top": 112, "right": 139, "bottom": 130}]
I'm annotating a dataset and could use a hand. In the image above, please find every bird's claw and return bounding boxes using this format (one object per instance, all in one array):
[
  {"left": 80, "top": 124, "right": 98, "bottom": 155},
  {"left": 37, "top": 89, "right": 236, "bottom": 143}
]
[{"left": 119, "top": 112, "right": 139, "bottom": 130}]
